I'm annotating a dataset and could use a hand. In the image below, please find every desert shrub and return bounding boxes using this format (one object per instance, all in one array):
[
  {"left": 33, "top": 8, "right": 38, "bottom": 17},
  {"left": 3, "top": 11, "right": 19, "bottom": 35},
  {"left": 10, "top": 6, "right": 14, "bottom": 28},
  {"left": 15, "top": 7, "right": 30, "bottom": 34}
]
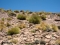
[
  {"left": 51, "top": 24, "right": 58, "bottom": 32},
  {"left": 35, "top": 22, "right": 52, "bottom": 31},
  {"left": 17, "top": 23, "right": 26, "bottom": 29},
  {"left": 10, "top": 39, "right": 18, "bottom": 44},
  {"left": 34, "top": 40, "right": 40, "bottom": 44},
  {"left": 28, "top": 15, "right": 42, "bottom": 24},
  {"left": 7, "top": 27, "right": 20, "bottom": 35},
  {"left": 17, "top": 14, "right": 26, "bottom": 20},
  {"left": 1, "top": 18, "right": 5, "bottom": 21},
  {"left": 6, "top": 22, "right": 11, "bottom": 27},
  {"left": 0, "top": 8, "right": 5, "bottom": 13},
  {"left": 41, "top": 15, "right": 46, "bottom": 20},
  {"left": 56, "top": 39, "right": 60, "bottom": 45},
  {"left": 14, "top": 10, "right": 19, "bottom": 13},
  {"left": 31, "top": 30, "right": 36, "bottom": 33},
  {"left": 57, "top": 13, "right": 60, "bottom": 17},
  {"left": 0, "top": 21, "right": 6, "bottom": 31},
  {"left": 20, "top": 10, "right": 24, "bottom": 12},
  {"left": 58, "top": 26, "right": 60, "bottom": 29},
  {"left": 8, "top": 12, "right": 16, "bottom": 16},
  {"left": 7, "top": 17, "right": 12, "bottom": 21}
]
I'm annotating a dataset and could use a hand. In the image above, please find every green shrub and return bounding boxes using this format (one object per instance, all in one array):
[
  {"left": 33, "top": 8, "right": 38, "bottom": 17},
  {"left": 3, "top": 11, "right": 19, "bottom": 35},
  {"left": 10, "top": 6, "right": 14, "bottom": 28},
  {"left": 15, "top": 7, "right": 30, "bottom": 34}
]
[
  {"left": 56, "top": 39, "right": 60, "bottom": 45},
  {"left": 17, "top": 14, "right": 26, "bottom": 20},
  {"left": 10, "top": 39, "right": 18, "bottom": 44},
  {"left": 7, "top": 27, "right": 20, "bottom": 35},
  {"left": 35, "top": 22, "right": 52, "bottom": 31},
  {"left": 28, "top": 15, "right": 42, "bottom": 24},
  {"left": 0, "top": 21, "right": 6, "bottom": 31},
  {"left": 6, "top": 22, "right": 11, "bottom": 27},
  {"left": 7, "top": 17, "right": 12, "bottom": 21},
  {"left": 58, "top": 26, "right": 60, "bottom": 29},
  {"left": 14, "top": 10, "right": 19, "bottom": 13},
  {"left": 51, "top": 24, "right": 58, "bottom": 32},
  {"left": 41, "top": 15, "right": 46, "bottom": 20},
  {"left": 8, "top": 12, "right": 16, "bottom": 16},
  {"left": 31, "top": 30, "right": 36, "bottom": 33},
  {"left": 1, "top": 18, "right": 5, "bottom": 21}
]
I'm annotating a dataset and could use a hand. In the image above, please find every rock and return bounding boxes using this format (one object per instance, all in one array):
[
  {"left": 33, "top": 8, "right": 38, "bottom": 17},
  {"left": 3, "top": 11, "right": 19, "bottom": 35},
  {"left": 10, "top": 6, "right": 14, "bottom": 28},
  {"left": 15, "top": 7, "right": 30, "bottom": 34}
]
[
  {"left": 45, "top": 35, "right": 52, "bottom": 39},
  {"left": 1, "top": 41, "right": 13, "bottom": 45},
  {"left": 44, "top": 38, "right": 50, "bottom": 43},
  {"left": 49, "top": 40, "right": 56, "bottom": 45}
]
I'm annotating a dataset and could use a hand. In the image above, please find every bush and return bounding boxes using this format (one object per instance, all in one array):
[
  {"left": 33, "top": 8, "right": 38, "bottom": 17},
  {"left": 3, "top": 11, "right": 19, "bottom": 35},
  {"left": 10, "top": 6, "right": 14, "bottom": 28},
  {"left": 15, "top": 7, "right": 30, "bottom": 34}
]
[
  {"left": 10, "top": 39, "right": 18, "bottom": 44},
  {"left": 17, "top": 23, "right": 26, "bottom": 29},
  {"left": 58, "top": 26, "right": 60, "bottom": 29},
  {"left": 6, "top": 22, "right": 11, "bottom": 27},
  {"left": 28, "top": 15, "right": 42, "bottom": 24},
  {"left": 7, "top": 27, "right": 20, "bottom": 35},
  {"left": 31, "top": 30, "right": 36, "bottom": 33},
  {"left": 17, "top": 14, "right": 26, "bottom": 20},
  {"left": 35, "top": 22, "right": 52, "bottom": 31},
  {"left": 1, "top": 18, "right": 5, "bottom": 21},
  {"left": 14, "top": 10, "right": 19, "bottom": 13},
  {"left": 8, "top": 12, "right": 16, "bottom": 16},
  {"left": 0, "top": 21, "right": 6, "bottom": 31},
  {"left": 7, "top": 17, "right": 12, "bottom": 21},
  {"left": 56, "top": 39, "right": 60, "bottom": 45},
  {"left": 41, "top": 15, "right": 46, "bottom": 20},
  {"left": 51, "top": 24, "right": 58, "bottom": 32}
]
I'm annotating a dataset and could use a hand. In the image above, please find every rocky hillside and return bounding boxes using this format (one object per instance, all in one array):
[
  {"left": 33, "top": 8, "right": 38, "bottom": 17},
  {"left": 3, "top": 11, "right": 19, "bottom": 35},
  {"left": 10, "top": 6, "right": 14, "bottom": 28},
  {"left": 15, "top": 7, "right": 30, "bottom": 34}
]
[{"left": 0, "top": 9, "right": 60, "bottom": 45}]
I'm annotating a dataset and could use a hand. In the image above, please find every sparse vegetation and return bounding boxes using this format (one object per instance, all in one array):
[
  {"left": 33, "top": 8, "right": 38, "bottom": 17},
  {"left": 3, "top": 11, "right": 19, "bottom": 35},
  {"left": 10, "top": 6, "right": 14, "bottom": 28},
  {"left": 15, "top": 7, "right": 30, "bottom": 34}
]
[
  {"left": 28, "top": 15, "right": 42, "bottom": 24},
  {"left": 56, "top": 39, "right": 60, "bottom": 45},
  {"left": 1, "top": 18, "right": 5, "bottom": 21},
  {"left": 14, "top": 10, "right": 19, "bottom": 13},
  {"left": 41, "top": 15, "right": 46, "bottom": 20},
  {"left": 35, "top": 22, "right": 52, "bottom": 31},
  {"left": 7, "top": 27, "right": 20, "bottom": 35},
  {"left": 58, "top": 26, "right": 60, "bottom": 29},
  {"left": 17, "top": 23, "right": 26, "bottom": 29},
  {"left": 31, "top": 30, "right": 36, "bottom": 33},
  {"left": 6, "top": 22, "right": 11, "bottom": 27},
  {"left": 8, "top": 12, "right": 16, "bottom": 16},
  {"left": 0, "top": 21, "right": 6, "bottom": 31},
  {"left": 17, "top": 14, "right": 26, "bottom": 20},
  {"left": 51, "top": 24, "right": 58, "bottom": 32},
  {"left": 10, "top": 39, "right": 18, "bottom": 44},
  {"left": 7, "top": 17, "right": 12, "bottom": 21}
]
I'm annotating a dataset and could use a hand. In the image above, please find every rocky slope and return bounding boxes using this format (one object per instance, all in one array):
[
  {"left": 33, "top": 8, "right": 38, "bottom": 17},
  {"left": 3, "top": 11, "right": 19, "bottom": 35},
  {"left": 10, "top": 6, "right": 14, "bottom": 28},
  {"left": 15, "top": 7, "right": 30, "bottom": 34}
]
[{"left": 0, "top": 9, "right": 60, "bottom": 45}]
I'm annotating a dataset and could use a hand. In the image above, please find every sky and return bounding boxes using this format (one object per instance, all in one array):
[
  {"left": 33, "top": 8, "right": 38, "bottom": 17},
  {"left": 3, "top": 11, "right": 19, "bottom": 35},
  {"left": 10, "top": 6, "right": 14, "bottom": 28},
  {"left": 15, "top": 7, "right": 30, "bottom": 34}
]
[{"left": 0, "top": 0, "right": 60, "bottom": 12}]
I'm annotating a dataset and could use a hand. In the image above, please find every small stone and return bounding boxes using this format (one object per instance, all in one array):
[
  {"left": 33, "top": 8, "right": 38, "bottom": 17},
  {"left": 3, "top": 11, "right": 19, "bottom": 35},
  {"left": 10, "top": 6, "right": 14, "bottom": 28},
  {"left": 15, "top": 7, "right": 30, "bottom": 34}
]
[
  {"left": 44, "top": 38, "right": 50, "bottom": 43},
  {"left": 45, "top": 35, "right": 52, "bottom": 39}
]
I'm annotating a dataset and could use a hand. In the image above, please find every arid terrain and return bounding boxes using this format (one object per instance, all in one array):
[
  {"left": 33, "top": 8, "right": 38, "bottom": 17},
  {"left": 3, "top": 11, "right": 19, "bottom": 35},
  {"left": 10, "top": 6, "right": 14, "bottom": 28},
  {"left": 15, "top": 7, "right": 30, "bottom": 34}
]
[{"left": 0, "top": 9, "right": 60, "bottom": 45}]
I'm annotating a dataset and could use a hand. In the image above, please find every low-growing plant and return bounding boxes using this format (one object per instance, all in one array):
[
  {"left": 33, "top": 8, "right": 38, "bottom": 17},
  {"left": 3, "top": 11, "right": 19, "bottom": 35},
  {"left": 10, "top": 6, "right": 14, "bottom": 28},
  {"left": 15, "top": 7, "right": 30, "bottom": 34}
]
[
  {"left": 17, "top": 23, "right": 26, "bottom": 29},
  {"left": 8, "top": 12, "right": 16, "bottom": 17},
  {"left": 35, "top": 22, "right": 52, "bottom": 31},
  {"left": 0, "top": 21, "right": 6, "bottom": 31},
  {"left": 41, "top": 15, "right": 46, "bottom": 20},
  {"left": 1, "top": 18, "right": 5, "bottom": 21},
  {"left": 31, "top": 30, "right": 36, "bottom": 33},
  {"left": 17, "top": 14, "right": 26, "bottom": 20},
  {"left": 56, "top": 39, "right": 60, "bottom": 45},
  {"left": 10, "top": 39, "right": 18, "bottom": 44},
  {"left": 28, "top": 15, "right": 42, "bottom": 24},
  {"left": 7, "top": 17, "right": 12, "bottom": 21},
  {"left": 51, "top": 24, "right": 58, "bottom": 32},
  {"left": 14, "top": 10, "right": 19, "bottom": 13},
  {"left": 6, "top": 22, "right": 11, "bottom": 27},
  {"left": 58, "top": 26, "right": 60, "bottom": 29},
  {"left": 7, "top": 27, "right": 20, "bottom": 35}
]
